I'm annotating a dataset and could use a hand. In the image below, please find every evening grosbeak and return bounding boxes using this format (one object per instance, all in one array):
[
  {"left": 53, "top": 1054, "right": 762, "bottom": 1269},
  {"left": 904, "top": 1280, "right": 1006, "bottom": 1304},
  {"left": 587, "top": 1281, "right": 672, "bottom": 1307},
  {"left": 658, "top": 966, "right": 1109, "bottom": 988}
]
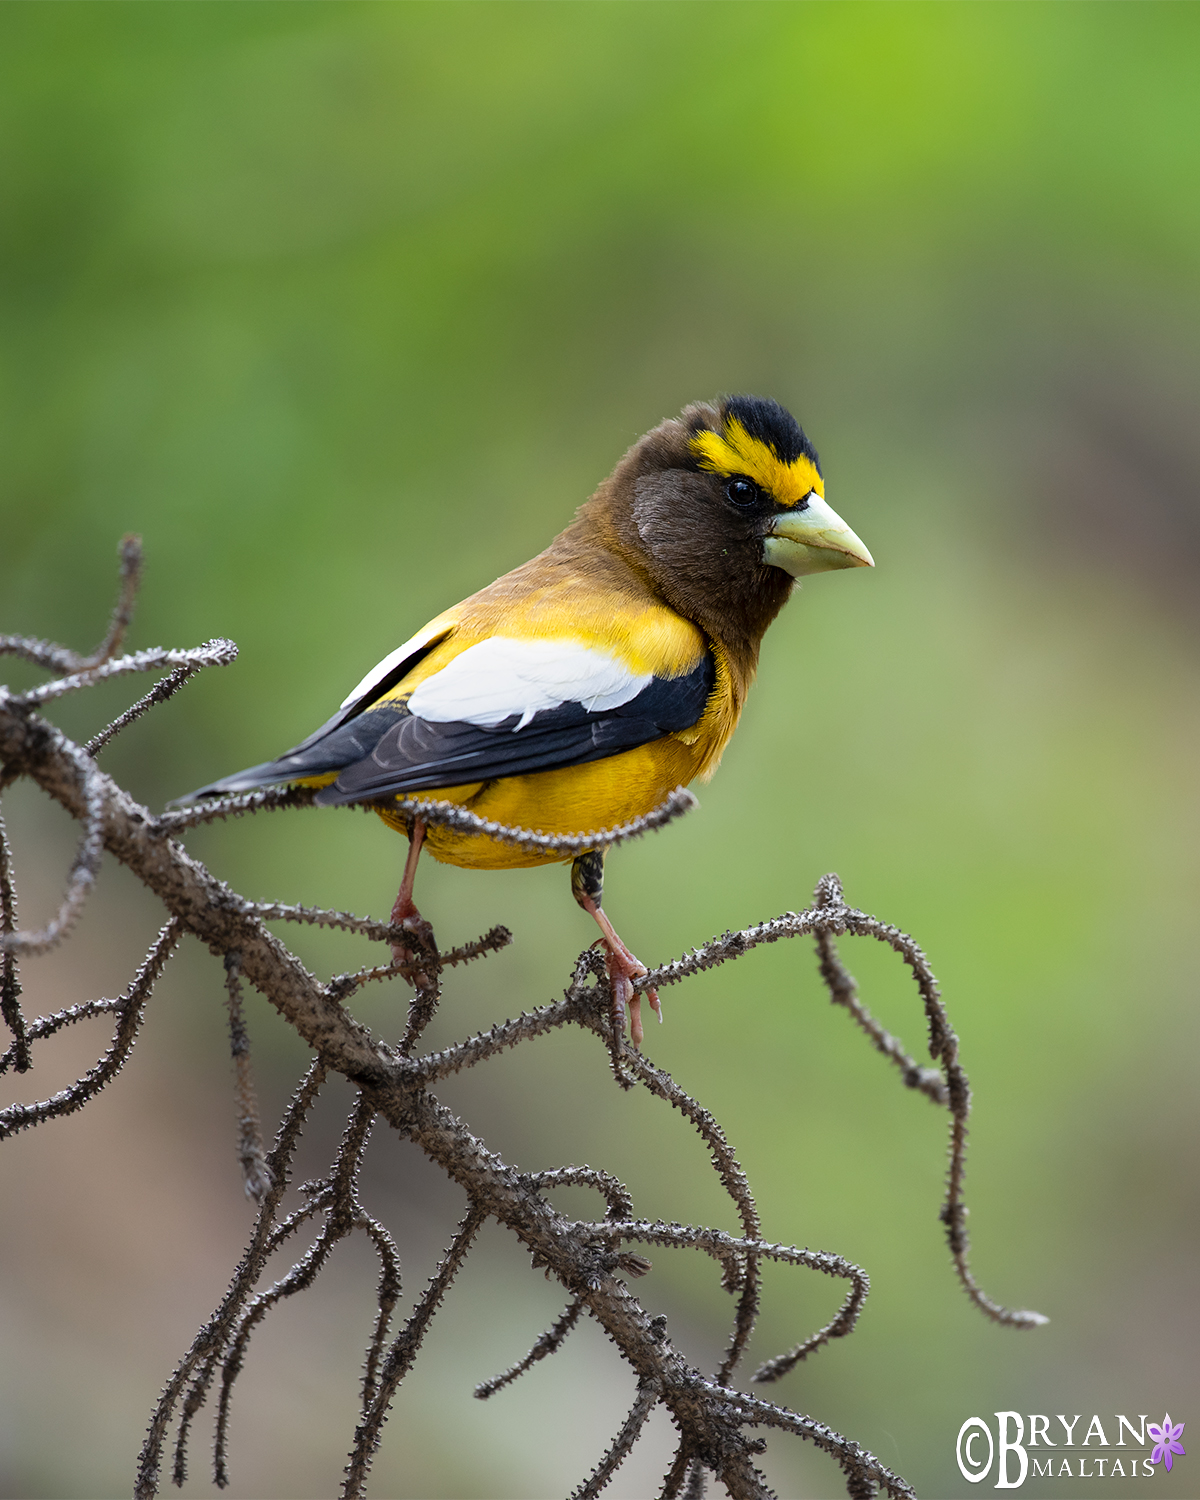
[{"left": 183, "top": 396, "right": 873, "bottom": 1042}]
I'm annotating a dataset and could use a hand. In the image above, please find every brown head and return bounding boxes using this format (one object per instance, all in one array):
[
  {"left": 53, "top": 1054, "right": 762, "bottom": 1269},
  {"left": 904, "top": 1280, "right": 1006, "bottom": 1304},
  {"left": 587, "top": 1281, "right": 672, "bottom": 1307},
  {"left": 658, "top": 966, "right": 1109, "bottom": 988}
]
[{"left": 579, "top": 395, "right": 873, "bottom": 664}]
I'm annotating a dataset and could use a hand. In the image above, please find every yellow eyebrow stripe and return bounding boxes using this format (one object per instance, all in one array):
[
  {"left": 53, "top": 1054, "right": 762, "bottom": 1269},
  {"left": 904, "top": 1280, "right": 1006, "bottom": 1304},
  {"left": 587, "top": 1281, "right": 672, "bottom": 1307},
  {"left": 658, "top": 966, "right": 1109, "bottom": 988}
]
[{"left": 690, "top": 416, "right": 824, "bottom": 505}]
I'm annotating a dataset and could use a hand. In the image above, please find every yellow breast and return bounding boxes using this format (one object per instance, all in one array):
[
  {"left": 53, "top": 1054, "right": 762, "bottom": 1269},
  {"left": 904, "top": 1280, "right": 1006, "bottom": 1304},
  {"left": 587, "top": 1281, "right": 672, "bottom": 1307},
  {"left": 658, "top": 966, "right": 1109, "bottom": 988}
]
[
  {"left": 375, "top": 640, "right": 742, "bottom": 871},
  {"left": 348, "top": 530, "right": 754, "bottom": 868}
]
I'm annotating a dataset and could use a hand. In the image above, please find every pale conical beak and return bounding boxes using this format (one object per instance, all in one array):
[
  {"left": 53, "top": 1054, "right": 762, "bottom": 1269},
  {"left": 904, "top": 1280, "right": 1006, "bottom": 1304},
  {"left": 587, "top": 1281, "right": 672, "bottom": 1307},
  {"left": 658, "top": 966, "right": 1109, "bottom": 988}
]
[{"left": 762, "top": 494, "right": 874, "bottom": 577}]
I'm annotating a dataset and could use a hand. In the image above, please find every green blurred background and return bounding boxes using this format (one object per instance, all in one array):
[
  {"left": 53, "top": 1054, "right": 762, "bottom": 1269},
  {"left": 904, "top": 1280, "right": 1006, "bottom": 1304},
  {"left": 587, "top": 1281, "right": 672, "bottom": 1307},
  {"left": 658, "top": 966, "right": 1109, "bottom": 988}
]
[{"left": 1, "top": 4, "right": 1197, "bottom": 1497}]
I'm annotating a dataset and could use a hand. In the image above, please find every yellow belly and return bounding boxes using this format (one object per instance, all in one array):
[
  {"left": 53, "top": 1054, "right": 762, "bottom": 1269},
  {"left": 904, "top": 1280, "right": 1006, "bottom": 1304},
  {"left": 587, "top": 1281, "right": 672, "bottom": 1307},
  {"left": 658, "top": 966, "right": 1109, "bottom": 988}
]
[{"left": 374, "top": 737, "right": 702, "bottom": 870}]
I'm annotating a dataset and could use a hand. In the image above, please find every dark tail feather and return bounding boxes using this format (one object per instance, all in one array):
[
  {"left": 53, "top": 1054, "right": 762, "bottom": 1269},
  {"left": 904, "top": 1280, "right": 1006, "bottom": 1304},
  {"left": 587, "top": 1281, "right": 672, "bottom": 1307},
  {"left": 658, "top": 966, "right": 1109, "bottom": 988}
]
[
  {"left": 169, "top": 760, "right": 298, "bottom": 806},
  {"left": 170, "top": 701, "right": 407, "bottom": 807}
]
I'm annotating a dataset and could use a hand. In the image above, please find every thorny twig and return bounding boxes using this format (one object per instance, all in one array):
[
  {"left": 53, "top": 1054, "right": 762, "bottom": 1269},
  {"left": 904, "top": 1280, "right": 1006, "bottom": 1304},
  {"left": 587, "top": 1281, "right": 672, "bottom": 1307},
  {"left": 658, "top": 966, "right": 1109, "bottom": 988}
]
[
  {"left": 8, "top": 640, "right": 238, "bottom": 709},
  {"left": 358, "top": 1209, "right": 405, "bottom": 1413},
  {"left": 85, "top": 660, "right": 210, "bottom": 757},
  {"left": 615, "top": 1045, "right": 763, "bottom": 1379},
  {"left": 661, "top": 1444, "right": 696, "bottom": 1500},
  {"left": 210, "top": 1094, "right": 377, "bottom": 1487},
  {"left": 587, "top": 1220, "right": 869, "bottom": 1381},
  {"left": 633, "top": 874, "right": 1047, "bottom": 1333},
  {"left": 0, "top": 807, "right": 27, "bottom": 1071},
  {"left": 474, "top": 1297, "right": 586, "bottom": 1399},
  {"left": 815, "top": 914, "right": 948, "bottom": 1104},
  {"left": 528, "top": 1165, "right": 636, "bottom": 1222},
  {"left": 0, "top": 533, "right": 142, "bottom": 678},
  {"left": 720, "top": 1385, "right": 914, "bottom": 1499},
  {"left": 1, "top": 544, "right": 1044, "bottom": 1500},
  {"left": 325, "top": 924, "right": 513, "bottom": 997},
  {"left": 242, "top": 894, "right": 511, "bottom": 954},
  {"left": 224, "top": 952, "right": 274, "bottom": 1203},
  {"left": 1, "top": 993, "right": 125, "bottom": 1074},
  {"left": 682, "top": 1455, "right": 710, "bottom": 1500},
  {"left": 343, "top": 1203, "right": 488, "bottom": 1499},
  {"left": 0, "top": 740, "right": 106, "bottom": 959},
  {"left": 162, "top": 782, "right": 699, "bottom": 856},
  {"left": 568, "top": 1377, "right": 662, "bottom": 1500},
  {"left": 156, "top": 782, "right": 320, "bottom": 832},
  {"left": 150, "top": 1059, "right": 328, "bottom": 1496},
  {"left": 0, "top": 920, "right": 181, "bottom": 1139}
]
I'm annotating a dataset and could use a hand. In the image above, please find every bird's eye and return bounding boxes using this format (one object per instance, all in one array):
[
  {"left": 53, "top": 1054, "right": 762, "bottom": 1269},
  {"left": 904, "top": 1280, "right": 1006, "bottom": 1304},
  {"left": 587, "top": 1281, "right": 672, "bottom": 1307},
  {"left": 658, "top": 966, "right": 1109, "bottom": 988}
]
[{"left": 725, "top": 477, "right": 759, "bottom": 507}]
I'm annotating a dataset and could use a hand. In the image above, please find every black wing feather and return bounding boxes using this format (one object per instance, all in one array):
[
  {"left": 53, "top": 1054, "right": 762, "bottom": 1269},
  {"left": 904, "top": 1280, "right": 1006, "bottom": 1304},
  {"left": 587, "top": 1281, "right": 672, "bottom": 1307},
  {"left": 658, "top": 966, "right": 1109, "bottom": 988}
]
[
  {"left": 179, "top": 631, "right": 449, "bottom": 801},
  {"left": 313, "top": 653, "right": 715, "bottom": 805}
]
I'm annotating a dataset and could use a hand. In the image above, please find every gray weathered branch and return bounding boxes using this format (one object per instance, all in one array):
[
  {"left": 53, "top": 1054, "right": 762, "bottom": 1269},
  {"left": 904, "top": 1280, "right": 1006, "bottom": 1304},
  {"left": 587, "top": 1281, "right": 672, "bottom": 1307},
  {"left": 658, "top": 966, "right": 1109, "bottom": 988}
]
[
  {"left": 2, "top": 555, "right": 1044, "bottom": 1498},
  {"left": 0, "top": 685, "right": 925, "bottom": 1498}
]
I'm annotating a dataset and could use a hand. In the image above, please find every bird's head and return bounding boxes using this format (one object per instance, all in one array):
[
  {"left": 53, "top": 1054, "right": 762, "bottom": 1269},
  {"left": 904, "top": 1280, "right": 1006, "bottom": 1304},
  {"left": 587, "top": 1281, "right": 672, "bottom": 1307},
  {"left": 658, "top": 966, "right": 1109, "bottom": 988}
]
[{"left": 595, "top": 395, "right": 873, "bottom": 650}]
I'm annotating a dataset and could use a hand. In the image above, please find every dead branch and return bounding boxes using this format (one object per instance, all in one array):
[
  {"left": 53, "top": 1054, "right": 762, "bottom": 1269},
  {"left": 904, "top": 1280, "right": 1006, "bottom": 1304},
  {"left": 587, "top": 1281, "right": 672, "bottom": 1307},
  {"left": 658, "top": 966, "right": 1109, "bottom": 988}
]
[
  {"left": 0, "top": 544, "right": 1046, "bottom": 1500},
  {"left": 343, "top": 1203, "right": 489, "bottom": 1497},
  {"left": 223, "top": 953, "right": 274, "bottom": 1203},
  {"left": 162, "top": 781, "right": 698, "bottom": 856},
  {"left": 0, "top": 920, "right": 180, "bottom": 1138},
  {"left": 0, "top": 806, "right": 26, "bottom": 1072},
  {"left": 569, "top": 1376, "right": 662, "bottom": 1500},
  {"left": 0, "top": 533, "right": 142, "bottom": 678},
  {"left": 475, "top": 1298, "right": 586, "bottom": 1399},
  {"left": 1, "top": 993, "right": 125, "bottom": 1073},
  {"left": 151, "top": 1059, "right": 328, "bottom": 1493}
]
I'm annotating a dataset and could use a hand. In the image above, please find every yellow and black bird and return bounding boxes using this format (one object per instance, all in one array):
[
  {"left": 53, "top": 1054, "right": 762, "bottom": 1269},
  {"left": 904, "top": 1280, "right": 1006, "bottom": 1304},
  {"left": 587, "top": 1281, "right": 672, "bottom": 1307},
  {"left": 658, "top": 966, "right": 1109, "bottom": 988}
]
[{"left": 184, "top": 396, "right": 873, "bottom": 1042}]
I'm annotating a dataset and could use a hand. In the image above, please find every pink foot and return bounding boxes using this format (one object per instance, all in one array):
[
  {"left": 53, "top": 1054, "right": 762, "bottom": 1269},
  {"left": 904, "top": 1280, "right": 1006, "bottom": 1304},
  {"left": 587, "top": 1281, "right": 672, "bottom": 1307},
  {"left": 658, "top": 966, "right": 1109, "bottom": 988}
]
[
  {"left": 596, "top": 933, "right": 661, "bottom": 1049},
  {"left": 574, "top": 874, "right": 661, "bottom": 1049},
  {"left": 390, "top": 892, "right": 436, "bottom": 971}
]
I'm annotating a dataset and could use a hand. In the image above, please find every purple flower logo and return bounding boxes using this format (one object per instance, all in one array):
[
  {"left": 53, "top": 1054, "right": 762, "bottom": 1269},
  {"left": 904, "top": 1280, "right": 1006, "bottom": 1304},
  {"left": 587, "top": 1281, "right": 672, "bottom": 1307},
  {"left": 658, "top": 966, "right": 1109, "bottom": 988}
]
[{"left": 1148, "top": 1413, "right": 1186, "bottom": 1472}]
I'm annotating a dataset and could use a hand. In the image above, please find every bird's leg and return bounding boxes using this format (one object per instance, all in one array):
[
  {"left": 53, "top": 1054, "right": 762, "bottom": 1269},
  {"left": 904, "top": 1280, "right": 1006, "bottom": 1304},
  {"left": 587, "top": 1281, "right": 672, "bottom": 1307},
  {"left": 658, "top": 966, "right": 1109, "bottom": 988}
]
[
  {"left": 390, "top": 819, "right": 436, "bottom": 969},
  {"left": 390, "top": 818, "right": 443, "bottom": 1055},
  {"left": 570, "top": 850, "right": 661, "bottom": 1048}
]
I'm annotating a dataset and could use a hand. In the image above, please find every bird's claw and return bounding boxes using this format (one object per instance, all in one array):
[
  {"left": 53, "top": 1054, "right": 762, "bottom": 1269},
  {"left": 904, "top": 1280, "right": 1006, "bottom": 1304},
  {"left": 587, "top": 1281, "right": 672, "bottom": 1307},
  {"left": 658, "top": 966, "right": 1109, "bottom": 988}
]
[
  {"left": 599, "top": 942, "right": 660, "bottom": 1049},
  {"left": 390, "top": 911, "right": 437, "bottom": 972}
]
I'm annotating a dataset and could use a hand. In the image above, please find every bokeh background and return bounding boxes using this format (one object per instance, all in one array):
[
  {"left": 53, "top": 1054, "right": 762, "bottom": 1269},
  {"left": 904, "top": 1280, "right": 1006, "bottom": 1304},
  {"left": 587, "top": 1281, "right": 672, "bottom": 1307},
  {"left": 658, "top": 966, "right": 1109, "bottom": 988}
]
[{"left": 1, "top": 4, "right": 1197, "bottom": 1497}]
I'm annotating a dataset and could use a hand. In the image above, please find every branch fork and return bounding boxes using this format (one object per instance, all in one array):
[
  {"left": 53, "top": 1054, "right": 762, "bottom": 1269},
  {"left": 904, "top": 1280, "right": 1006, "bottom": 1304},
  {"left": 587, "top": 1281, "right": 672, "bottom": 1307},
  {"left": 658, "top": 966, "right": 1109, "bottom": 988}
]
[{"left": 0, "top": 540, "right": 1046, "bottom": 1500}]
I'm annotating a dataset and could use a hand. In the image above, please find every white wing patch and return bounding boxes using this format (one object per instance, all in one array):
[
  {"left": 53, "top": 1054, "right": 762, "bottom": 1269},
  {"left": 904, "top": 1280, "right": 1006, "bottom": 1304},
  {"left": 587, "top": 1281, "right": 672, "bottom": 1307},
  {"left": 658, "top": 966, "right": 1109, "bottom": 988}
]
[
  {"left": 406, "top": 637, "right": 652, "bottom": 731},
  {"left": 339, "top": 621, "right": 454, "bottom": 712}
]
